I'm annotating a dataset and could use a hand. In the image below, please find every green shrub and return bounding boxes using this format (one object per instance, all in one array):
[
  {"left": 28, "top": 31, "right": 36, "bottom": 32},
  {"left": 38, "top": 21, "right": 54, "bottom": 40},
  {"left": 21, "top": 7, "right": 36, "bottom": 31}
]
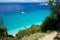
[{"left": 22, "top": 32, "right": 46, "bottom": 40}]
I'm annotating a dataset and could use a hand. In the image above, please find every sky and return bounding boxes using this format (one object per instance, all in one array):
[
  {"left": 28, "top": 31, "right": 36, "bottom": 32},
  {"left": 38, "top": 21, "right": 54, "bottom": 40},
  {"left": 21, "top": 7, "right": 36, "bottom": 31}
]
[{"left": 0, "top": 0, "right": 48, "bottom": 3}]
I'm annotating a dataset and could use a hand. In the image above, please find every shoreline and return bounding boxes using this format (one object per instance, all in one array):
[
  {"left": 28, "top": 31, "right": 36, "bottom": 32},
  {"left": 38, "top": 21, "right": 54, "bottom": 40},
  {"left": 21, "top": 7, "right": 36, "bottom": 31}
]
[{"left": 8, "top": 22, "right": 42, "bottom": 35}]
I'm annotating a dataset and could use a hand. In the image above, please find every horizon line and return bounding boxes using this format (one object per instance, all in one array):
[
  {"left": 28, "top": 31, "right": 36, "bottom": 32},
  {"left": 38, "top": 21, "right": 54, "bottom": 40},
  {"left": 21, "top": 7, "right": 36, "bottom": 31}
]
[{"left": 0, "top": 2, "right": 46, "bottom": 3}]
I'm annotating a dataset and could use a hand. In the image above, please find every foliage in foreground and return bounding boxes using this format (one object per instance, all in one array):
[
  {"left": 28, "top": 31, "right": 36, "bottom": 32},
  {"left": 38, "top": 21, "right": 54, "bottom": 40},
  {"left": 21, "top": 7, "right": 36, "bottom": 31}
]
[
  {"left": 22, "top": 32, "right": 46, "bottom": 40},
  {"left": 16, "top": 24, "right": 41, "bottom": 39}
]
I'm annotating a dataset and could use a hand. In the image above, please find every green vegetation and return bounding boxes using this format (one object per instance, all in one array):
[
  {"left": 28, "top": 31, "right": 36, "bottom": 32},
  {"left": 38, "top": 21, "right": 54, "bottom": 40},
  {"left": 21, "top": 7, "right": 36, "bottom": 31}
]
[
  {"left": 22, "top": 33, "right": 46, "bottom": 40},
  {"left": 16, "top": 24, "right": 41, "bottom": 40},
  {"left": 48, "top": 0, "right": 53, "bottom": 5}
]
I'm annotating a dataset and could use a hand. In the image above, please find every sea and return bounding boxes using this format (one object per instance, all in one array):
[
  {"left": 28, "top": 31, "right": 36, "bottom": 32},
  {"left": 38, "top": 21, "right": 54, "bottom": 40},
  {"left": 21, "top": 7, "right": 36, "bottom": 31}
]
[{"left": 0, "top": 3, "right": 50, "bottom": 35}]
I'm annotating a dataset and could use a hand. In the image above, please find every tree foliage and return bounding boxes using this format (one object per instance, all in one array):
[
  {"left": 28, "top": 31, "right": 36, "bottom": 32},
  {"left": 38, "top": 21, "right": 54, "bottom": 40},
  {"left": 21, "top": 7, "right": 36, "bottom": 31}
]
[
  {"left": 0, "top": 26, "right": 8, "bottom": 37},
  {"left": 40, "top": 16, "right": 57, "bottom": 32}
]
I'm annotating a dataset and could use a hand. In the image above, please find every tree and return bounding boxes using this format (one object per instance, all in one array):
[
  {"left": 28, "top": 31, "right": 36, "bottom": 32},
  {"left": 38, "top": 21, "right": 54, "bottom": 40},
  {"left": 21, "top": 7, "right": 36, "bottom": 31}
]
[
  {"left": 0, "top": 26, "right": 8, "bottom": 40},
  {"left": 40, "top": 16, "right": 57, "bottom": 32},
  {"left": 48, "top": 0, "right": 53, "bottom": 5}
]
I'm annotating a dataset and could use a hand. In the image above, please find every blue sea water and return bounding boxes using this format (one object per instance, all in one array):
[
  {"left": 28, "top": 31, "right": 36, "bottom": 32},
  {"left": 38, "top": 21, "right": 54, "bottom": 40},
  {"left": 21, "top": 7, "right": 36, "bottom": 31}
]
[{"left": 0, "top": 3, "right": 50, "bottom": 34}]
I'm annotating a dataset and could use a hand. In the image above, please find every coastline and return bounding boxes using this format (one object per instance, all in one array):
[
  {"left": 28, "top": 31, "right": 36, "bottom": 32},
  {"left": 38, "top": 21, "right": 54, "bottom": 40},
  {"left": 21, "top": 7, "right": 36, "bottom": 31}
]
[{"left": 8, "top": 22, "right": 42, "bottom": 35}]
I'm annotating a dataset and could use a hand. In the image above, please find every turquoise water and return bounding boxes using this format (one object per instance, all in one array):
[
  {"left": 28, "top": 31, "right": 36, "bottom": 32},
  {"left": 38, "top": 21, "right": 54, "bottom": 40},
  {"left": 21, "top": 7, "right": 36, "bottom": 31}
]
[
  {"left": 2, "top": 9, "right": 50, "bottom": 34},
  {"left": 0, "top": 3, "right": 50, "bottom": 34}
]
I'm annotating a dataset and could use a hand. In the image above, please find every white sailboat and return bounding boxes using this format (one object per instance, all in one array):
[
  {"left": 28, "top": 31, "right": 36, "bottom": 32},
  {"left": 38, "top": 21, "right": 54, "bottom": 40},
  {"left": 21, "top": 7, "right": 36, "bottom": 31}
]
[
  {"left": 21, "top": 11, "right": 25, "bottom": 14},
  {"left": 21, "top": 5, "right": 25, "bottom": 14}
]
